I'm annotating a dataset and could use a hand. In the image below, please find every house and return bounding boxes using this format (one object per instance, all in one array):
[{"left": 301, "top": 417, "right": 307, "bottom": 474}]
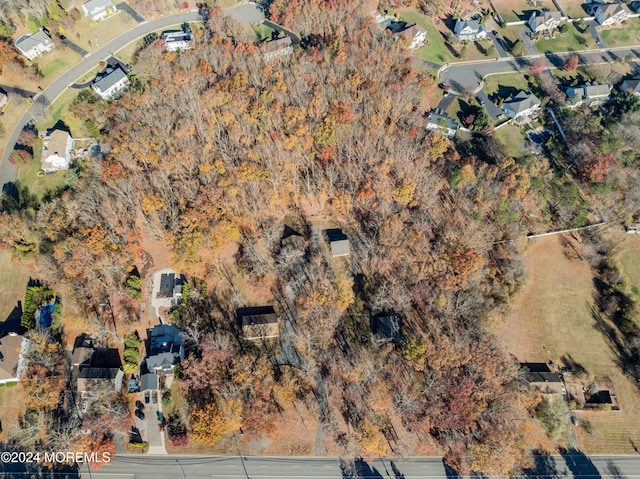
[
  {"left": 426, "top": 108, "right": 459, "bottom": 139},
  {"left": 453, "top": 19, "right": 487, "bottom": 42},
  {"left": 71, "top": 334, "right": 95, "bottom": 368},
  {"left": 0, "top": 333, "right": 29, "bottom": 385},
  {"left": 502, "top": 91, "right": 541, "bottom": 120},
  {"left": 15, "top": 29, "right": 53, "bottom": 61},
  {"left": 41, "top": 128, "right": 73, "bottom": 173},
  {"left": 144, "top": 324, "right": 185, "bottom": 374},
  {"left": 76, "top": 345, "right": 123, "bottom": 398},
  {"left": 0, "top": 88, "right": 7, "bottom": 109},
  {"left": 566, "top": 82, "right": 612, "bottom": 107},
  {"left": 237, "top": 306, "right": 279, "bottom": 340},
  {"left": 163, "top": 30, "right": 194, "bottom": 52},
  {"left": 92, "top": 65, "right": 129, "bottom": 100},
  {"left": 82, "top": 0, "right": 117, "bottom": 21},
  {"left": 593, "top": 2, "right": 631, "bottom": 25},
  {"left": 140, "top": 372, "right": 159, "bottom": 391},
  {"left": 157, "top": 272, "right": 186, "bottom": 302},
  {"left": 521, "top": 363, "right": 564, "bottom": 395},
  {"left": 394, "top": 24, "right": 427, "bottom": 49},
  {"left": 621, "top": 77, "right": 640, "bottom": 95},
  {"left": 326, "top": 228, "right": 350, "bottom": 257},
  {"left": 262, "top": 36, "right": 293, "bottom": 61},
  {"left": 528, "top": 11, "right": 564, "bottom": 33}
]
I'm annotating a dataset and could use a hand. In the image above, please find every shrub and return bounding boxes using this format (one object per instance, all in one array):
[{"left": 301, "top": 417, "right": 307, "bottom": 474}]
[{"left": 126, "top": 275, "right": 142, "bottom": 299}]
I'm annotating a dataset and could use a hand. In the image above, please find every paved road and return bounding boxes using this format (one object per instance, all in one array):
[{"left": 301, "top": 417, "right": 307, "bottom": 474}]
[
  {"left": 0, "top": 453, "right": 634, "bottom": 478},
  {"left": 60, "top": 35, "right": 89, "bottom": 57},
  {"left": 441, "top": 45, "right": 640, "bottom": 93},
  {"left": 226, "top": 3, "right": 264, "bottom": 26},
  {"left": 0, "top": 11, "right": 201, "bottom": 191}
]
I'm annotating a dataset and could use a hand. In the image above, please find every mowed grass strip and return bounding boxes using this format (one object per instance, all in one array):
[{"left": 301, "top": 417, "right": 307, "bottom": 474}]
[
  {"left": 500, "top": 235, "right": 640, "bottom": 453},
  {"left": 601, "top": 18, "right": 640, "bottom": 47},
  {"left": 534, "top": 24, "right": 596, "bottom": 53}
]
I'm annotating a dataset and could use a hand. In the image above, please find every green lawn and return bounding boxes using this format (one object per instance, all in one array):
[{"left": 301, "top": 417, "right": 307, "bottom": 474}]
[
  {"left": 601, "top": 18, "right": 640, "bottom": 47},
  {"left": 482, "top": 72, "right": 530, "bottom": 99},
  {"left": 397, "top": 10, "right": 453, "bottom": 64},
  {"left": 494, "top": 0, "right": 558, "bottom": 23},
  {"left": 494, "top": 124, "right": 528, "bottom": 158},
  {"left": 534, "top": 24, "right": 596, "bottom": 53},
  {"left": 556, "top": 0, "right": 589, "bottom": 18},
  {"left": 252, "top": 24, "right": 276, "bottom": 41},
  {"left": 618, "top": 236, "right": 640, "bottom": 300},
  {"left": 17, "top": 138, "right": 67, "bottom": 200}
]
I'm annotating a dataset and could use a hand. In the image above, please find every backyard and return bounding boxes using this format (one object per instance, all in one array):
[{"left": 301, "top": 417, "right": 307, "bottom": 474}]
[
  {"left": 494, "top": 123, "right": 528, "bottom": 158},
  {"left": 600, "top": 18, "right": 640, "bottom": 48},
  {"left": 501, "top": 234, "right": 640, "bottom": 453},
  {"left": 492, "top": 0, "right": 559, "bottom": 23},
  {"left": 482, "top": 71, "right": 531, "bottom": 99},
  {"left": 556, "top": 0, "right": 590, "bottom": 18}
]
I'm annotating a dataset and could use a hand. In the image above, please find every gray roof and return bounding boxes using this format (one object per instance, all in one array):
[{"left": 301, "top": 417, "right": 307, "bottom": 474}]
[
  {"left": 163, "top": 31, "right": 194, "bottom": 43},
  {"left": 503, "top": 91, "right": 541, "bottom": 115},
  {"left": 15, "top": 29, "right": 51, "bottom": 52},
  {"left": 595, "top": 2, "right": 631, "bottom": 19},
  {"left": 520, "top": 363, "right": 562, "bottom": 384},
  {"left": 93, "top": 65, "right": 127, "bottom": 93},
  {"left": 567, "top": 83, "right": 611, "bottom": 100},
  {"left": 145, "top": 324, "right": 184, "bottom": 370},
  {"left": 427, "top": 108, "right": 459, "bottom": 130},
  {"left": 622, "top": 78, "right": 640, "bottom": 93},
  {"left": 529, "top": 10, "right": 563, "bottom": 29},
  {"left": 141, "top": 373, "right": 159, "bottom": 391},
  {"left": 454, "top": 19, "right": 485, "bottom": 35}
]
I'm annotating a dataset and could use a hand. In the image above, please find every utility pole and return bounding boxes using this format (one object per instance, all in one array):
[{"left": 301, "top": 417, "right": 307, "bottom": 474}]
[{"left": 232, "top": 429, "right": 250, "bottom": 479}]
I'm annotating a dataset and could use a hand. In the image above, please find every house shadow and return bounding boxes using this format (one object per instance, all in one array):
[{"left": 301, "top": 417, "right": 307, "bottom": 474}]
[
  {"left": 560, "top": 448, "right": 601, "bottom": 479},
  {"left": 49, "top": 119, "right": 72, "bottom": 135},
  {"left": 0, "top": 300, "right": 23, "bottom": 336},
  {"left": 492, "top": 85, "right": 522, "bottom": 101},
  {"left": 340, "top": 458, "right": 383, "bottom": 478},
  {"left": 513, "top": 8, "right": 539, "bottom": 21},
  {"left": 560, "top": 353, "right": 588, "bottom": 377},
  {"left": 444, "top": 461, "right": 460, "bottom": 478}
]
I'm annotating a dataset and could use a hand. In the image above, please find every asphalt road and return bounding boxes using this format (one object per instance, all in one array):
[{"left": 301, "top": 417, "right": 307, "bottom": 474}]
[
  {"left": 441, "top": 46, "right": 640, "bottom": 94},
  {"left": 0, "top": 11, "right": 202, "bottom": 191},
  {"left": 0, "top": 453, "right": 628, "bottom": 478}
]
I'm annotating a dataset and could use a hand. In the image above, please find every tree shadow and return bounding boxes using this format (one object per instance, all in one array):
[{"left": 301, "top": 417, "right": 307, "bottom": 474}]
[
  {"left": 560, "top": 448, "right": 601, "bottom": 479},
  {"left": 606, "top": 459, "right": 627, "bottom": 479},
  {"left": 523, "top": 451, "right": 560, "bottom": 478},
  {"left": 560, "top": 354, "right": 588, "bottom": 377},
  {"left": 340, "top": 457, "right": 383, "bottom": 478},
  {"left": 444, "top": 461, "right": 460, "bottom": 478},
  {"left": 390, "top": 460, "right": 406, "bottom": 479}
]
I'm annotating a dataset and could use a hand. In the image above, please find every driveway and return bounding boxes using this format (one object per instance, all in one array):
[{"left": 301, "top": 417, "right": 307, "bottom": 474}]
[
  {"left": 59, "top": 35, "right": 89, "bottom": 57},
  {"left": 116, "top": 2, "right": 146, "bottom": 23},
  {"left": 436, "top": 93, "right": 456, "bottom": 111},
  {"left": 0, "top": 84, "right": 36, "bottom": 99},
  {"left": 135, "top": 391, "right": 166, "bottom": 454},
  {"left": 263, "top": 19, "right": 301, "bottom": 44},
  {"left": 589, "top": 21, "right": 607, "bottom": 49},
  {"left": 476, "top": 90, "right": 504, "bottom": 121},
  {"left": 488, "top": 30, "right": 509, "bottom": 58},
  {"left": 226, "top": 3, "right": 264, "bottom": 25},
  {"left": 517, "top": 28, "right": 537, "bottom": 55}
]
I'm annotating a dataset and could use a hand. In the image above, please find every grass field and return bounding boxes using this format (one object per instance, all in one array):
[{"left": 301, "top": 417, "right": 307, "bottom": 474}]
[
  {"left": 501, "top": 234, "right": 640, "bottom": 453},
  {"left": 556, "top": 0, "right": 589, "bottom": 18},
  {"left": 534, "top": 24, "right": 596, "bottom": 53},
  {"left": 601, "top": 18, "right": 640, "bottom": 48},
  {"left": 494, "top": 123, "right": 528, "bottom": 158},
  {"left": 60, "top": 11, "right": 136, "bottom": 54},
  {"left": 616, "top": 233, "right": 640, "bottom": 300},
  {"left": 397, "top": 10, "right": 453, "bottom": 64},
  {"left": 34, "top": 48, "right": 81, "bottom": 79},
  {"left": 483, "top": 72, "right": 530, "bottom": 99},
  {"left": 493, "top": 0, "right": 558, "bottom": 23}
]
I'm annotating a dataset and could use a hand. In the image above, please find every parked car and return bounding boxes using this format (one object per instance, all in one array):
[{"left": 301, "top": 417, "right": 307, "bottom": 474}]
[
  {"left": 135, "top": 400, "right": 144, "bottom": 410},
  {"left": 135, "top": 409, "right": 145, "bottom": 420},
  {"left": 81, "top": 400, "right": 88, "bottom": 414},
  {"left": 152, "top": 391, "right": 158, "bottom": 404},
  {"left": 144, "top": 391, "right": 150, "bottom": 404}
]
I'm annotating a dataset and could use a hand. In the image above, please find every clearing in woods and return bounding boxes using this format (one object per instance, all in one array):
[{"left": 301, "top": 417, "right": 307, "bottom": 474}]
[{"left": 501, "top": 234, "right": 640, "bottom": 453}]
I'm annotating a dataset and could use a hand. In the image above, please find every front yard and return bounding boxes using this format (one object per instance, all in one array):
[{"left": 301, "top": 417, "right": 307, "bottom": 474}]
[
  {"left": 492, "top": 0, "right": 559, "bottom": 23},
  {"left": 600, "top": 18, "right": 640, "bottom": 48},
  {"left": 482, "top": 71, "right": 531, "bottom": 99},
  {"left": 534, "top": 23, "right": 596, "bottom": 53}
]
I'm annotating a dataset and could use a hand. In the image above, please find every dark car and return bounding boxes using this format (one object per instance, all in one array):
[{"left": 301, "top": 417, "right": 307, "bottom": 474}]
[
  {"left": 135, "top": 400, "right": 144, "bottom": 410},
  {"left": 135, "top": 409, "right": 145, "bottom": 420},
  {"left": 144, "top": 391, "right": 150, "bottom": 404},
  {"left": 152, "top": 391, "right": 158, "bottom": 404}
]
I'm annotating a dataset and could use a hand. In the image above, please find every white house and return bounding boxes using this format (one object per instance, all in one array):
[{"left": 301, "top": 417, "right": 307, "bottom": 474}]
[
  {"left": 502, "top": 91, "right": 541, "bottom": 120},
  {"left": 0, "top": 88, "right": 7, "bottom": 109},
  {"left": 92, "top": 65, "right": 129, "bottom": 99},
  {"left": 261, "top": 36, "right": 294, "bottom": 60},
  {"left": 82, "top": 0, "right": 117, "bottom": 22},
  {"left": 426, "top": 108, "right": 459, "bottom": 139},
  {"left": 566, "top": 82, "right": 612, "bottom": 107},
  {"left": 394, "top": 24, "right": 427, "bottom": 49},
  {"left": 0, "top": 334, "right": 29, "bottom": 385},
  {"left": 528, "top": 11, "right": 564, "bottom": 33},
  {"left": 163, "top": 31, "right": 194, "bottom": 52},
  {"left": 15, "top": 29, "right": 53, "bottom": 61},
  {"left": 593, "top": 2, "right": 631, "bottom": 25},
  {"left": 41, "top": 129, "right": 73, "bottom": 173},
  {"left": 453, "top": 19, "right": 487, "bottom": 41}
]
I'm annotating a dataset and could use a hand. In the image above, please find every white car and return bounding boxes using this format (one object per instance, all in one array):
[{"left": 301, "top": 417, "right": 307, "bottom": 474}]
[{"left": 81, "top": 400, "right": 88, "bottom": 414}]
